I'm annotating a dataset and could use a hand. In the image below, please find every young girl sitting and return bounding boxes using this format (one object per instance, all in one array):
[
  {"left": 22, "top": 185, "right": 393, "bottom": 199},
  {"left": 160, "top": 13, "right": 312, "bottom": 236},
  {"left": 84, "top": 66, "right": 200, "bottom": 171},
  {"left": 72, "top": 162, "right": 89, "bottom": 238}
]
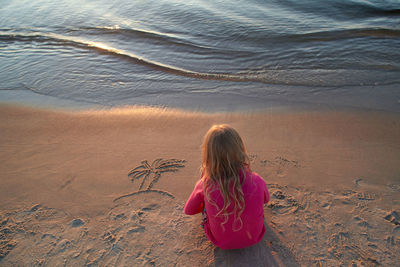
[{"left": 184, "top": 124, "right": 270, "bottom": 250}]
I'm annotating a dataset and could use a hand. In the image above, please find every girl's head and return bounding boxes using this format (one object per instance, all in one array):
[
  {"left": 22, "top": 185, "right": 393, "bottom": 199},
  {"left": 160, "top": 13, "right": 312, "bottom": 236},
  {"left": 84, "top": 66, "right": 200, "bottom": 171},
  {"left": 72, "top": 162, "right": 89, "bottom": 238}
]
[
  {"left": 201, "top": 124, "right": 250, "bottom": 231},
  {"left": 201, "top": 124, "right": 249, "bottom": 177}
]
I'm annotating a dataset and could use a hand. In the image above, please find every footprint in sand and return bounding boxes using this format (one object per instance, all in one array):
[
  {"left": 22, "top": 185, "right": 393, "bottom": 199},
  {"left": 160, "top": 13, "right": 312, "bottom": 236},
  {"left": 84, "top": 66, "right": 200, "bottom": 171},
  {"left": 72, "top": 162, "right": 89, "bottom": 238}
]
[
  {"left": 108, "top": 196, "right": 171, "bottom": 239},
  {"left": 0, "top": 204, "right": 69, "bottom": 261},
  {"left": 248, "top": 154, "right": 257, "bottom": 162},
  {"left": 266, "top": 184, "right": 301, "bottom": 215},
  {"left": 384, "top": 211, "right": 400, "bottom": 226},
  {"left": 102, "top": 231, "right": 117, "bottom": 245},
  {"left": 357, "top": 192, "right": 376, "bottom": 201},
  {"left": 102, "top": 191, "right": 192, "bottom": 266},
  {"left": 328, "top": 231, "right": 379, "bottom": 265},
  {"left": 339, "top": 189, "right": 376, "bottom": 205},
  {"left": 351, "top": 179, "right": 377, "bottom": 201},
  {"left": 0, "top": 221, "right": 17, "bottom": 260},
  {"left": 353, "top": 216, "right": 371, "bottom": 228},
  {"left": 388, "top": 183, "right": 400, "bottom": 193},
  {"left": 59, "top": 174, "right": 76, "bottom": 190},
  {"left": 329, "top": 231, "right": 351, "bottom": 249}
]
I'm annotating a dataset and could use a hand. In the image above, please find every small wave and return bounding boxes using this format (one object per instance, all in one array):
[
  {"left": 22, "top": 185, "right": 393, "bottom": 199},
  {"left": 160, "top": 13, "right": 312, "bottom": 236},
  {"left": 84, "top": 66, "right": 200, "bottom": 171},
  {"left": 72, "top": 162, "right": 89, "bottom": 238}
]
[
  {"left": 349, "top": 1, "right": 400, "bottom": 16},
  {"left": 280, "top": 28, "right": 400, "bottom": 43},
  {"left": 80, "top": 26, "right": 180, "bottom": 41},
  {"left": 0, "top": 31, "right": 261, "bottom": 83},
  {"left": 203, "top": 27, "right": 400, "bottom": 49},
  {"left": 67, "top": 26, "right": 253, "bottom": 57},
  {"left": 280, "top": 0, "right": 400, "bottom": 19}
]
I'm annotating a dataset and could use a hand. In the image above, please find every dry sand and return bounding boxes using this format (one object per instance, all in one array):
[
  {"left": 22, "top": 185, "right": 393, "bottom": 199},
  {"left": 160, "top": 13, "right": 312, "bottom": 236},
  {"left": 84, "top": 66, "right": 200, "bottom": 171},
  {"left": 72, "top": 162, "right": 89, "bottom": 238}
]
[{"left": 0, "top": 104, "right": 399, "bottom": 266}]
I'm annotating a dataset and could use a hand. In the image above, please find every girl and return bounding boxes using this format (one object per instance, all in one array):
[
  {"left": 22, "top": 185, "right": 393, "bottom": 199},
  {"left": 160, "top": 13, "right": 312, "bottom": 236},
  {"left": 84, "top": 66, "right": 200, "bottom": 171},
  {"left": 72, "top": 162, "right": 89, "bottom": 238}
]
[{"left": 184, "top": 124, "right": 269, "bottom": 250}]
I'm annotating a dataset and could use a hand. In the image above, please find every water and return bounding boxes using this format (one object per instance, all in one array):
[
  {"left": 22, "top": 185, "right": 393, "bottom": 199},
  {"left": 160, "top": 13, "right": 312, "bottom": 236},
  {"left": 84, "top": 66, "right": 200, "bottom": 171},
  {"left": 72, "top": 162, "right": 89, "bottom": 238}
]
[{"left": 1, "top": 0, "right": 400, "bottom": 111}]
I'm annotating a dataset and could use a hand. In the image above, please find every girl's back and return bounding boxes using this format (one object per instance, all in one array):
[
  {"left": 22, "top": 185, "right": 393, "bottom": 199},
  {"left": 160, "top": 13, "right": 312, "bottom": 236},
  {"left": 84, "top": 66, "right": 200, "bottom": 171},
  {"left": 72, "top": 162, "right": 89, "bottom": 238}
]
[
  {"left": 204, "top": 171, "right": 269, "bottom": 249},
  {"left": 184, "top": 124, "right": 269, "bottom": 250}
]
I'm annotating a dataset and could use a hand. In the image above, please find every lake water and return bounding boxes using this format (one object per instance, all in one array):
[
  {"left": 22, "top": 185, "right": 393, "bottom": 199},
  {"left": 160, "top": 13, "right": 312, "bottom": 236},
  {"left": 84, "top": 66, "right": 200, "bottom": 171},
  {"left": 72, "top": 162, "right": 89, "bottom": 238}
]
[{"left": 1, "top": 0, "right": 400, "bottom": 111}]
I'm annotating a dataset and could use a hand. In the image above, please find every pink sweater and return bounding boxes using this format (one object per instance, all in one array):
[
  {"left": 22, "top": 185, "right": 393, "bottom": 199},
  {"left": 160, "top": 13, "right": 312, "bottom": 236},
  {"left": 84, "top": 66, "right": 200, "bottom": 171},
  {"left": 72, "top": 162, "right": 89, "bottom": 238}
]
[{"left": 184, "top": 171, "right": 269, "bottom": 250}]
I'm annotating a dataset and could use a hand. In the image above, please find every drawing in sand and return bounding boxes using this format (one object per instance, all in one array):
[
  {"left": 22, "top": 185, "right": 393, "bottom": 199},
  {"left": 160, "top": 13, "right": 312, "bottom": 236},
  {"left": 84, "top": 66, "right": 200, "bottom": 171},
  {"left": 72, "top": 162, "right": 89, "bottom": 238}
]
[{"left": 114, "top": 158, "right": 186, "bottom": 201}]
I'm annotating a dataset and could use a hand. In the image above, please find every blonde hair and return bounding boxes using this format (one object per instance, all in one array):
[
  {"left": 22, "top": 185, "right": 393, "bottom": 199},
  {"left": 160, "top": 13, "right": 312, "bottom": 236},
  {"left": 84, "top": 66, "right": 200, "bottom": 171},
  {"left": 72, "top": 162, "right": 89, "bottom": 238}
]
[{"left": 201, "top": 124, "right": 250, "bottom": 231}]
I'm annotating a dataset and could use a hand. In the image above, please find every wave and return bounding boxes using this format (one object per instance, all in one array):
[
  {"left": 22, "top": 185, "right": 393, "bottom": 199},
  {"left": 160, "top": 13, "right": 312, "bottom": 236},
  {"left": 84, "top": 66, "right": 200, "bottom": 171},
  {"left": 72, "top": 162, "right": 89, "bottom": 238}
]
[
  {"left": 175, "top": 26, "right": 400, "bottom": 48},
  {"left": 0, "top": 30, "right": 399, "bottom": 87},
  {"left": 279, "top": 28, "right": 400, "bottom": 43},
  {"left": 0, "top": 31, "right": 264, "bottom": 83},
  {"left": 3, "top": 26, "right": 399, "bottom": 50},
  {"left": 87, "top": 25, "right": 400, "bottom": 46},
  {"left": 78, "top": 26, "right": 211, "bottom": 50},
  {"left": 71, "top": 26, "right": 255, "bottom": 57},
  {"left": 279, "top": 0, "right": 400, "bottom": 19},
  {"left": 343, "top": 1, "right": 400, "bottom": 16}
]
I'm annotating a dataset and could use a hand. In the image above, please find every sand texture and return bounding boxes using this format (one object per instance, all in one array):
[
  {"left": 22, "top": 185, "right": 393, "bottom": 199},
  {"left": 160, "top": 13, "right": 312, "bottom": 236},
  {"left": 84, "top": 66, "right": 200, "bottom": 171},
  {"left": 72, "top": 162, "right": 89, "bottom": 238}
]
[{"left": 0, "top": 105, "right": 399, "bottom": 266}]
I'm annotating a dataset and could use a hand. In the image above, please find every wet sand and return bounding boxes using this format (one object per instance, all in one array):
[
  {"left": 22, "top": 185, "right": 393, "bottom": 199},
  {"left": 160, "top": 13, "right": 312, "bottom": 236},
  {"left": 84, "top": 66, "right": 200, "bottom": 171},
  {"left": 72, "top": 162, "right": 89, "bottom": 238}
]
[{"left": 0, "top": 104, "right": 399, "bottom": 266}]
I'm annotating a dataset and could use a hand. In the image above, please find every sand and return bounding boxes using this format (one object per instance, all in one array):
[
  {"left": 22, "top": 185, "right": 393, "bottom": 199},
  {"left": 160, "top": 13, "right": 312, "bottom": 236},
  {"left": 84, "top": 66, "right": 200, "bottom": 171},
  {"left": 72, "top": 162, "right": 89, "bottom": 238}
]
[{"left": 0, "top": 104, "right": 399, "bottom": 266}]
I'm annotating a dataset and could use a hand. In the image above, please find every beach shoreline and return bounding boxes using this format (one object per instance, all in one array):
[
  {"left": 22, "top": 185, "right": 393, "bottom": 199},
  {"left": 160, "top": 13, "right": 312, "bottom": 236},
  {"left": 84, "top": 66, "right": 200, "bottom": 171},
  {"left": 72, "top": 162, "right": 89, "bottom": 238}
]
[
  {"left": 2, "top": 83, "right": 400, "bottom": 114},
  {"left": 0, "top": 103, "right": 399, "bottom": 266}
]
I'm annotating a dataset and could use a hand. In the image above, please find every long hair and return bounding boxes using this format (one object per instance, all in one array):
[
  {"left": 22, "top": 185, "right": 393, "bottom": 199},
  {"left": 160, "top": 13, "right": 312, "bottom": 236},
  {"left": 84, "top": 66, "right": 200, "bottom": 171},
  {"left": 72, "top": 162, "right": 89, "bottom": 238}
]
[{"left": 201, "top": 124, "right": 250, "bottom": 231}]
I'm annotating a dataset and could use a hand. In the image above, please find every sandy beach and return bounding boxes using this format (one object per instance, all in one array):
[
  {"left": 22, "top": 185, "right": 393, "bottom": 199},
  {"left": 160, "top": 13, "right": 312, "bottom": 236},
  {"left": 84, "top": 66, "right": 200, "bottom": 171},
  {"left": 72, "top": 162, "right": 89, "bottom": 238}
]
[{"left": 0, "top": 104, "right": 399, "bottom": 266}]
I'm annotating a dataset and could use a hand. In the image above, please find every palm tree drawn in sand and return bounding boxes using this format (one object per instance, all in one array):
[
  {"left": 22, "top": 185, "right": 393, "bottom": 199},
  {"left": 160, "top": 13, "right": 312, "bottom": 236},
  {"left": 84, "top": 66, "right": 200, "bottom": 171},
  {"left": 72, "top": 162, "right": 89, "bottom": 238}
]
[{"left": 114, "top": 158, "right": 186, "bottom": 202}]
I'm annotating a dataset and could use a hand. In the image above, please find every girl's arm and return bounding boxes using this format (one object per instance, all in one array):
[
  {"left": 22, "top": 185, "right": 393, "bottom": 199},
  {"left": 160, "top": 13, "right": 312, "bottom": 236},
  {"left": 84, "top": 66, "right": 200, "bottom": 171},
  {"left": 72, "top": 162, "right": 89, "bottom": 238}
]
[
  {"left": 259, "top": 175, "right": 270, "bottom": 204},
  {"left": 184, "top": 180, "right": 204, "bottom": 215},
  {"left": 264, "top": 183, "right": 270, "bottom": 204},
  {"left": 254, "top": 172, "right": 270, "bottom": 204}
]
